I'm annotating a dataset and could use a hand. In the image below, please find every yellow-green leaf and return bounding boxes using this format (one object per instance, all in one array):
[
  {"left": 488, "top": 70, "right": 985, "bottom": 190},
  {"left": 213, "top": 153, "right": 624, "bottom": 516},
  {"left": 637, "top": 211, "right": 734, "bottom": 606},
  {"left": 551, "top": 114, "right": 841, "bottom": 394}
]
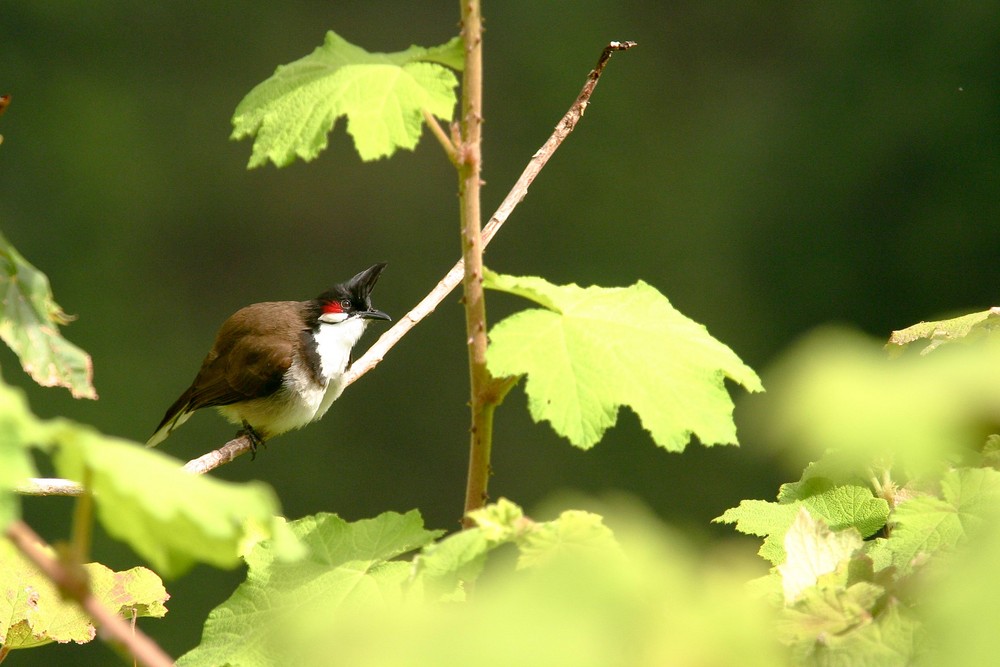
[{"left": 484, "top": 270, "right": 762, "bottom": 450}]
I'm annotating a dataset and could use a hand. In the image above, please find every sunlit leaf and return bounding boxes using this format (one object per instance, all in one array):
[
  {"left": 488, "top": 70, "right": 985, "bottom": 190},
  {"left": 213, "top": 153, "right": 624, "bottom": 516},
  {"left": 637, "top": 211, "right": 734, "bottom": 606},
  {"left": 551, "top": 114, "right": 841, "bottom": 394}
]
[
  {"left": 232, "top": 31, "right": 462, "bottom": 166},
  {"left": 0, "top": 538, "right": 167, "bottom": 650},
  {"left": 199, "top": 500, "right": 782, "bottom": 667},
  {"left": 0, "top": 232, "right": 96, "bottom": 399},
  {"left": 887, "top": 307, "right": 1000, "bottom": 355},
  {"left": 884, "top": 468, "right": 1000, "bottom": 575},
  {"left": 178, "top": 510, "right": 440, "bottom": 667},
  {"left": 484, "top": 270, "right": 763, "bottom": 451},
  {"left": 716, "top": 470, "right": 888, "bottom": 566},
  {"left": 0, "top": 376, "right": 50, "bottom": 530},
  {"left": 760, "top": 327, "right": 1000, "bottom": 475},
  {"left": 778, "top": 509, "right": 862, "bottom": 603},
  {"left": 48, "top": 421, "right": 296, "bottom": 578}
]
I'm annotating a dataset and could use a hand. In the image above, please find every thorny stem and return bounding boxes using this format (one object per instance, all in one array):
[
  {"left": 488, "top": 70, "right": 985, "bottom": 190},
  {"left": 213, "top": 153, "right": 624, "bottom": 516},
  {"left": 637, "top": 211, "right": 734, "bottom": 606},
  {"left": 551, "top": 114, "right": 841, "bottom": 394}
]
[{"left": 457, "top": 0, "right": 491, "bottom": 528}]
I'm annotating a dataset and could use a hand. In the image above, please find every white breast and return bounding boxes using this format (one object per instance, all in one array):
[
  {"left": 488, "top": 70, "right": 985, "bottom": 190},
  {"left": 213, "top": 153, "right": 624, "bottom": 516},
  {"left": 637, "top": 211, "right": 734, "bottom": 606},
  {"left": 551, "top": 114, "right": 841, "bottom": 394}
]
[{"left": 217, "top": 318, "right": 369, "bottom": 438}]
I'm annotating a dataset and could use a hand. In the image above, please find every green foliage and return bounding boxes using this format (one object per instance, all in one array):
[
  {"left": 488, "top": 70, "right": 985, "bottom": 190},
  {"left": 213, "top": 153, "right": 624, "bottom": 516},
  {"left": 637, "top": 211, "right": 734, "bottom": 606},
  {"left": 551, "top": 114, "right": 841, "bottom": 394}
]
[
  {"left": 880, "top": 468, "right": 1000, "bottom": 576},
  {"left": 181, "top": 500, "right": 784, "bottom": 667},
  {"left": 11, "top": 7, "right": 1000, "bottom": 664},
  {"left": 231, "top": 31, "right": 462, "bottom": 166},
  {"left": 716, "top": 317, "right": 1000, "bottom": 665},
  {"left": 0, "top": 372, "right": 297, "bottom": 579},
  {"left": 50, "top": 423, "right": 298, "bottom": 578},
  {"left": 411, "top": 498, "right": 620, "bottom": 598},
  {"left": 0, "top": 232, "right": 96, "bottom": 399},
  {"left": 887, "top": 307, "right": 1000, "bottom": 355},
  {"left": 759, "top": 326, "right": 1000, "bottom": 476},
  {"left": 177, "top": 510, "right": 442, "bottom": 666},
  {"left": 0, "top": 378, "right": 44, "bottom": 530},
  {"left": 484, "top": 270, "right": 763, "bottom": 450},
  {"left": 717, "top": 463, "right": 889, "bottom": 565},
  {"left": 0, "top": 538, "right": 167, "bottom": 650}
]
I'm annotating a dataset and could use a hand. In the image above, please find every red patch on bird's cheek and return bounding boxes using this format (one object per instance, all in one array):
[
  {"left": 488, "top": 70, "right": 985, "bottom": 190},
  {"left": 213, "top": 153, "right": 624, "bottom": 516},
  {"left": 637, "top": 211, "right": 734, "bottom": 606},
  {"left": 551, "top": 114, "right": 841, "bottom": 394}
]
[{"left": 323, "top": 301, "right": 344, "bottom": 314}]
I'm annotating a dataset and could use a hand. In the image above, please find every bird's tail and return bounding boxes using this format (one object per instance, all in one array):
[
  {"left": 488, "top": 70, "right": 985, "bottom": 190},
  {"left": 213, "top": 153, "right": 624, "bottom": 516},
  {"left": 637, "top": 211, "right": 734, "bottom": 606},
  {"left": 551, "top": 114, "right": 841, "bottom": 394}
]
[{"left": 146, "top": 398, "right": 194, "bottom": 447}]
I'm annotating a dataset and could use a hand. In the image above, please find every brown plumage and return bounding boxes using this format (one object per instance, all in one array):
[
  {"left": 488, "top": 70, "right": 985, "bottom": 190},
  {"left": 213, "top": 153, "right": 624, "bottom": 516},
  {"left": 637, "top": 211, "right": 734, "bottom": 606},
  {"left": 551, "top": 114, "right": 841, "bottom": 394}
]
[{"left": 147, "top": 263, "right": 390, "bottom": 448}]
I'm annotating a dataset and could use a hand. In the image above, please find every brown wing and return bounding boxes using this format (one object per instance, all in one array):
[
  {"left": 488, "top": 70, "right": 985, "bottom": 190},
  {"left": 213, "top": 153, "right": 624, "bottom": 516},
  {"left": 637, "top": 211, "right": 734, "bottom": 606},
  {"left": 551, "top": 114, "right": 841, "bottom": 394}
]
[
  {"left": 149, "top": 301, "right": 309, "bottom": 445},
  {"left": 182, "top": 301, "right": 305, "bottom": 410}
]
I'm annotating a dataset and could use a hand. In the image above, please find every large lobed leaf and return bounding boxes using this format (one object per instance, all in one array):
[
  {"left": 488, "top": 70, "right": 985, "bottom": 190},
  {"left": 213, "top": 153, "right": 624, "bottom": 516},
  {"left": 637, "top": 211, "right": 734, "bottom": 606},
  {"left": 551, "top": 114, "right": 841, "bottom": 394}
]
[
  {"left": 881, "top": 468, "right": 1000, "bottom": 576},
  {"left": 49, "top": 421, "right": 298, "bottom": 579},
  {"left": 0, "top": 232, "right": 96, "bottom": 399},
  {"left": 232, "top": 31, "right": 462, "bottom": 166},
  {"left": 0, "top": 537, "right": 167, "bottom": 650},
  {"left": 484, "top": 270, "right": 763, "bottom": 451},
  {"left": 0, "top": 371, "right": 296, "bottom": 579},
  {"left": 178, "top": 510, "right": 441, "bottom": 667}
]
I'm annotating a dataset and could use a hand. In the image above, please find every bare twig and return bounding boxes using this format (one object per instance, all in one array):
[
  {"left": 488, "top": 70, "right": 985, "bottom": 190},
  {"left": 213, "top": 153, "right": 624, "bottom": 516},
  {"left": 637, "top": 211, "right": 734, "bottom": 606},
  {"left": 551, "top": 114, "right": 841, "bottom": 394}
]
[
  {"left": 17, "top": 40, "right": 637, "bottom": 484},
  {"left": 4, "top": 520, "right": 174, "bottom": 667},
  {"left": 17, "top": 477, "right": 85, "bottom": 496},
  {"left": 182, "top": 433, "right": 256, "bottom": 475}
]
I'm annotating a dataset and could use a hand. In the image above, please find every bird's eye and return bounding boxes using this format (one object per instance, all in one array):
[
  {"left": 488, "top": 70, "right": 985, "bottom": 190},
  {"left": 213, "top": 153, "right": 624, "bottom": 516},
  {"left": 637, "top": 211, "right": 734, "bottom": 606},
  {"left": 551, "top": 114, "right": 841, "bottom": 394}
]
[{"left": 340, "top": 299, "right": 352, "bottom": 310}]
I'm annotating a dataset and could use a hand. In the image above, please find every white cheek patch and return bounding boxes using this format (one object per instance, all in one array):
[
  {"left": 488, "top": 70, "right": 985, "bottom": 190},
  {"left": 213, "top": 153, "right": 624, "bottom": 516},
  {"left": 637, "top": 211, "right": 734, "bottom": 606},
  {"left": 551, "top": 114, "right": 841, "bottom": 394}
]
[{"left": 319, "top": 311, "right": 349, "bottom": 324}]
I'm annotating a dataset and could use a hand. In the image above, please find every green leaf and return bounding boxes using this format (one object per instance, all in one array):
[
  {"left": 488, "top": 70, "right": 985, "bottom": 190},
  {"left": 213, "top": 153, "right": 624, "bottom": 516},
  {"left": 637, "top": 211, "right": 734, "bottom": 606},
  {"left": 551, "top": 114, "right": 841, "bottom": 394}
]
[
  {"left": 716, "top": 477, "right": 888, "bottom": 566},
  {"left": 516, "top": 509, "right": 619, "bottom": 569},
  {"left": 716, "top": 499, "right": 801, "bottom": 565},
  {"left": 484, "top": 270, "right": 763, "bottom": 451},
  {"left": 232, "top": 31, "right": 462, "bottom": 166},
  {"left": 883, "top": 468, "right": 1000, "bottom": 575},
  {"left": 0, "top": 538, "right": 167, "bottom": 650},
  {"left": 218, "top": 501, "right": 783, "bottom": 667},
  {"left": 411, "top": 499, "right": 618, "bottom": 600},
  {"left": 786, "top": 598, "right": 920, "bottom": 666},
  {"left": 0, "top": 232, "right": 96, "bottom": 399},
  {"left": 0, "top": 377, "right": 49, "bottom": 530},
  {"left": 178, "top": 510, "right": 441, "bottom": 667},
  {"left": 49, "top": 420, "right": 294, "bottom": 578},
  {"left": 778, "top": 509, "right": 862, "bottom": 603},
  {"left": 465, "top": 496, "right": 528, "bottom": 541},
  {"left": 886, "top": 307, "right": 1000, "bottom": 355}
]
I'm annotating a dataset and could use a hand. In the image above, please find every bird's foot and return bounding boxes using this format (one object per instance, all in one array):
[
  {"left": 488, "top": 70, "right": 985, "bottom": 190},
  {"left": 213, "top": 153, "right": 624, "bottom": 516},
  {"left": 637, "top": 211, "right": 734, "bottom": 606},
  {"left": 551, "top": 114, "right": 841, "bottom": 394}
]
[{"left": 238, "top": 421, "right": 267, "bottom": 460}]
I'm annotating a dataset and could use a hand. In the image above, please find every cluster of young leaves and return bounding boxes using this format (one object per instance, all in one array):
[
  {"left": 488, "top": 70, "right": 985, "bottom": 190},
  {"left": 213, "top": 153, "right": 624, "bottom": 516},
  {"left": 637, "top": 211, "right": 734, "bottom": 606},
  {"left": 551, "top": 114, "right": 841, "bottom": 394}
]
[
  {"left": 717, "top": 309, "right": 1000, "bottom": 665},
  {"left": 484, "top": 270, "right": 763, "bottom": 451},
  {"left": 179, "top": 498, "right": 784, "bottom": 667}
]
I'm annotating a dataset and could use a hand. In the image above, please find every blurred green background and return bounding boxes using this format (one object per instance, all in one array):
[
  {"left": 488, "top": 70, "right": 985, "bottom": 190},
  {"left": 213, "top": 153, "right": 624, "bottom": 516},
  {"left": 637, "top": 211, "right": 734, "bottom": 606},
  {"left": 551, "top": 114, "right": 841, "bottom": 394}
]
[{"left": 3, "top": 1, "right": 998, "bottom": 662}]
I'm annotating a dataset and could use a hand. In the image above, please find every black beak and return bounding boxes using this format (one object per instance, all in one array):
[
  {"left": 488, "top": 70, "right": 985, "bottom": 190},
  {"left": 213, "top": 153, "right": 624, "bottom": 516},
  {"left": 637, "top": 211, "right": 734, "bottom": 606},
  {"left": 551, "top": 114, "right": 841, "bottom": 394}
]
[{"left": 360, "top": 308, "right": 391, "bottom": 322}]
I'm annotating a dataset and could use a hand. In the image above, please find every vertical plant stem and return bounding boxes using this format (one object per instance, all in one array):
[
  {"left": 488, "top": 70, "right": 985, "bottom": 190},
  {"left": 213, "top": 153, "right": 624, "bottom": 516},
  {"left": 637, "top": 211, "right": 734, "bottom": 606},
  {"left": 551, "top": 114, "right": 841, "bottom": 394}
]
[
  {"left": 458, "top": 0, "right": 491, "bottom": 528},
  {"left": 69, "top": 467, "right": 94, "bottom": 564}
]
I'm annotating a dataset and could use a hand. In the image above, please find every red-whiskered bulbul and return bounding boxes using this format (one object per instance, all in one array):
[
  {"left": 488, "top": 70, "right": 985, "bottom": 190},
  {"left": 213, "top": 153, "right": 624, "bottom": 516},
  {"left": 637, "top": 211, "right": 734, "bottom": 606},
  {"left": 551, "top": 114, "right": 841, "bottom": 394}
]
[{"left": 147, "top": 263, "right": 390, "bottom": 450}]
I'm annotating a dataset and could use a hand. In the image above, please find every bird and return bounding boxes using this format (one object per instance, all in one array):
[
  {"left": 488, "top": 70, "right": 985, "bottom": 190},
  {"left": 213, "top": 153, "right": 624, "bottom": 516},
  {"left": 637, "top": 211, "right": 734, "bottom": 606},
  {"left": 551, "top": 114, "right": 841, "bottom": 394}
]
[{"left": 147, "top": 263, "right": 390, "bottom": 451}]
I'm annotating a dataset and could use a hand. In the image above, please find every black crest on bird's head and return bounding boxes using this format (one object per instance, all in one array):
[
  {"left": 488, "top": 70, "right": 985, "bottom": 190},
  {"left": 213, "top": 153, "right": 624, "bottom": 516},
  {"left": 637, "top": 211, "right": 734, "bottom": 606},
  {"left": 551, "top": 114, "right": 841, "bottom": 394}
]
[{"left": 309, "top": 263, "right": 390, "bottom": 325}]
